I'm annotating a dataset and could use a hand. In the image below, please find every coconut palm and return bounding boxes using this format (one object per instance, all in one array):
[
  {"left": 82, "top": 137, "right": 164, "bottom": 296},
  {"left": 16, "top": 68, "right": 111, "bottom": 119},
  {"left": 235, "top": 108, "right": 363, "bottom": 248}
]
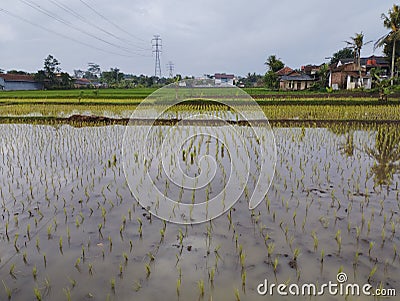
[
  {"left": 345, "top": 32, "right": 371, "bottom": 87},
  {"left": 374, "top": 4, "right": 400, "bottom": 86},
  {"left": 264, "top": 55, "right": 284, "bottom": 72},
  {"left": 366, "top": 126, "right": 400, "bottom": 186}
]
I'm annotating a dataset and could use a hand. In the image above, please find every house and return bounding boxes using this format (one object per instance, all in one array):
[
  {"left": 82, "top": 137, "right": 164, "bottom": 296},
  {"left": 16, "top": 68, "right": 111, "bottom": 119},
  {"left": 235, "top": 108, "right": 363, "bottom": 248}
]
[
  {"left": 279, "top": 70, "right": 315, "bottom": 91},
  {"left": 74, "top": 78, "right": 92, "bottom": 89},
  {"left": 0, "top": 74, "right": 44, "bottom": 91},
  {"left": 329, "top": 55, "right": 389, "bottom": 90},
  {"left": 214, "top": 73, "right": 234, "bottom": 86},
  {"left": 301, "top": 64, "right": 321, "bottom": 80},
  {"left": 329, "top": 61, "right": 371, "bottom": 90},
  {"left": 361, "top": 55, "right": 390, "bottom": 77}
]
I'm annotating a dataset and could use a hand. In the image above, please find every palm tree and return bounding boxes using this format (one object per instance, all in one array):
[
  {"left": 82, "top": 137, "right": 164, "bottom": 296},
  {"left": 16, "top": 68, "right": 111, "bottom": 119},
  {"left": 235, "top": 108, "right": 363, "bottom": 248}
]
[
  {"left": 345, "top": 32, "right": 371, "bottom": 87},
  {"left": 374, "top": 4, "right": 400, "bottom": 86},
  {"left": 366, "top": 126, "right": 400, "bottom": 186},
  {"left": 264, "top": 55, "right": 284, "bottom": 72}
]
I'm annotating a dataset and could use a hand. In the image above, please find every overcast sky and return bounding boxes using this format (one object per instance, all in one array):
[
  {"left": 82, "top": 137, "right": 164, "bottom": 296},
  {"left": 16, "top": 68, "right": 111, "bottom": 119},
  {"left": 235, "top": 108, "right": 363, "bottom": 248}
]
[{"left": 0, "top": 0, "right": 393, "bottom": 77}]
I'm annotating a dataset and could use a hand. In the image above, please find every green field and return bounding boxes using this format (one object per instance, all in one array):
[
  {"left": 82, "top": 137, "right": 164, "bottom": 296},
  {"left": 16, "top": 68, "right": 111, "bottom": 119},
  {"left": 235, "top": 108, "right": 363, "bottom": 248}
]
[
  {"left": 0, "top": 87, "right": 399, "bottom": 122},
  {"left": 0, "top": 87, "right": 396, "bottom": 100}
]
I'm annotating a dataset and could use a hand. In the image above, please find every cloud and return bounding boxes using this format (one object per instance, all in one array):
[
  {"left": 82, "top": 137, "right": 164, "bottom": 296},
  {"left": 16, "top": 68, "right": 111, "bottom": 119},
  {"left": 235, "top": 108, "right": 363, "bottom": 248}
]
[{"left": 0, "top": 0, "right": 393, "bottom": 76}]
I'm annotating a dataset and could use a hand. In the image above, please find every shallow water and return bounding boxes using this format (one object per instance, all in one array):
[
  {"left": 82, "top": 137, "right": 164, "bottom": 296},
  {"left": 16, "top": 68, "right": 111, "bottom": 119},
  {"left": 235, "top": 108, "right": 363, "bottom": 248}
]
[{"left": 0, "top": 123, "right": 399, "bottom": 301}]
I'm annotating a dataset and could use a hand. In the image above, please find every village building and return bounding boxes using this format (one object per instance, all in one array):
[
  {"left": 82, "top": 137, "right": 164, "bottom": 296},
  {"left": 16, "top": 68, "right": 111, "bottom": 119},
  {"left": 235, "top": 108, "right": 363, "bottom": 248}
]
[
  {"left": 214, "top": 73, "right": 234, "bottom": 86},
  {"left": 0, "top": 74, "right": 43, "bottom": 91},
  {"left": 278, "top": 69, "right": 315, "bottom": 91},
  {"left": 329, "top": 55, "right": 389, "bottom": 90}
]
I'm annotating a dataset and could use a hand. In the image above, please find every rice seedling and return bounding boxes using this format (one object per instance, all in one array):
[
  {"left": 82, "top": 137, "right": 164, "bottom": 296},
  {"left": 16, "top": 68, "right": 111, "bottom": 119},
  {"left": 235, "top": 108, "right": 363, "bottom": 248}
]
[
  {"left": 68, "top": 277, "right": 76, "bottom": 289},
  {"left": 335, "top": 230, "right": 342, "bottom": 253},
  {"left": 267, "top": 243, "right": 275, "bottom": 259},
  {"left": 108, "top": 236, "right": 113, "bottom": 252},
  {"left": 273, "top": 257, "right": 279, "bottom": 274},
  {"left": 27, "top": 224, "right": 31, "bottom": 240},
  {"left": 234, "top": 288, "right": 240, "bottom": 301},
  {"left": 110, "top": 277, "right": 116, "bottom": 293},
  {"left": 239, "top": 251, "right": 246, "bottom": 270},
  {"left": 47, "top": 224, "right": 52, "bottom": 239},
  {"left": 88, "top": 263, "right": 94, "bottom": 276},
  {"left": 137, "top": 218, "right": 143, "bottom": 238},
  {"left": 133, "top": 281, "right": 142, "bottom": 292},
  {"left": 123, "top": 252, "right": 129, "bottom": 264},
  {"left": 368, "top": 265, "right": 377, "bottom": 283},
  {"left": 2, "top": 280, "right": 12, "bottom": 300},
  {"left": 13, "top": 234, "right": 19, "bottom": 253},
  {"left": 311, "top": 231, "right": 318, "bottom": 251},
  {"left": 145, "top": 263, "right": 151, "bottom": 278},
  {"left": 59, "top": 236, "right": 63, "bottom": 253},
  {"left": 381, "top": 228, "right": 386, "bottom": 246},
  {"left": 353, "top": 250, "right": 360, "bottom": 267},
  {"left": 369, "top": 241, "right": 375, "bottom": 257},
  {"left": 63, "top": 288, "right": 71, "bottom": 301},
  {"left": 198, "top": 279, "right": 205, "bottom": 297},
  {"left": 293, "top": 248, "right": 300, "bottom": 261},
  {"left": 32, "top": 265, "right": 37, "bottom": 280},
  {"left": 241, "top": 270, "right": 246, "bottom": 289},
  {"left": 33, "top": 287, "right": 42, "bottom": 301},
  {"left": 23, "top": 251, "right": 28, "bottom": 264}
]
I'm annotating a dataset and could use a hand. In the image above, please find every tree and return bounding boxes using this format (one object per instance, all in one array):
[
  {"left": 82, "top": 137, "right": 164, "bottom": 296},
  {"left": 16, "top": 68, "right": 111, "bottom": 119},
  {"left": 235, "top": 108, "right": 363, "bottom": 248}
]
[
  {"left": 240, "top": 73, "right": 263, "bottom": 87},
  {"left": 330, "top": 48, "right": 355, "bottom": 65},
  {"left": 317, "top": 64, "right": 330, "bottom": 88},
  {"left": 345, "top": 32, "right": 371, "bottom": 87},
  {"left": 74, "top": 69, "right": 85, "bottom": 78},
  {"left": 265, "top": 55, "right": 284, "bottom": 72},
  {"left": 264, "top": 71, "right": 279, "bottom": 89},
  {"left": 87, "top": 63, "right": 101, "bottom": 79},
  {"left": 6, "top": 70, "right": 28, "bottom": 75},
  {"left": 366, "top": 126, "right": 400, "bottom": 186},
  {"left": 375, "top": 4, "right": 400, "bottom": 85},
  {"left": 101, "top": 68, "right": 124, "bottom": 86},
  {"left": 43, "top": 55, "right": 61, "bottom": 78},
  {"left": 382, "top": 40, "right": 400, "bottom": 73},
  {"left": 35, "top": 54, "right": 72, "bottom": 89},
  {"left": 58, "top": 72, "right": 73, "bottom": 89}
]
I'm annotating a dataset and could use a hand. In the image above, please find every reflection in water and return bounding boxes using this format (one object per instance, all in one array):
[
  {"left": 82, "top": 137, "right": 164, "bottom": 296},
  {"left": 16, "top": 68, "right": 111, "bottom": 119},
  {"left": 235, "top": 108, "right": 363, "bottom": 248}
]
[
  {"left": 366, "top": 125, "right": 400, "bottom": 186},
  {"left": 328, "top": 124, "right": 354, "bottom": 157},
  {"left": 341, "top": 131, "right": 355, "bottom": 157}
]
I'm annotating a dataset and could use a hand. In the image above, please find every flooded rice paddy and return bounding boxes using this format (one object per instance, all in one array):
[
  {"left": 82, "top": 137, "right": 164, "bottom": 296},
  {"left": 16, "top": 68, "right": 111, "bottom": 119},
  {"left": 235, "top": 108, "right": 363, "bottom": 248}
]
[{"left": 0, "top": 122, "right": 399, "bottom": 301}]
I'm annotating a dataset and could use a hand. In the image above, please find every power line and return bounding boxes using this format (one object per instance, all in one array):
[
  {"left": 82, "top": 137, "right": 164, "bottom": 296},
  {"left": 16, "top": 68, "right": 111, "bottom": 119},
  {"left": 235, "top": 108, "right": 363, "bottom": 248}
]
[
  {"left": 18, "top": 0, "right": 151, "bottom": 57},
  {"left": 152, "top": 35, "right": 162, "bottom": 78},
  {"left": 79, "top": 0, "right": 147, "bottom": 44},
  {"left": 166, "top": 61, "right": 174, "bottom": 78},
  {"left": 0, "top": 7, "right": 139, "bottom": 58},
  {"left": 47, "top": 0, "right": 150, "bottom": 52}
]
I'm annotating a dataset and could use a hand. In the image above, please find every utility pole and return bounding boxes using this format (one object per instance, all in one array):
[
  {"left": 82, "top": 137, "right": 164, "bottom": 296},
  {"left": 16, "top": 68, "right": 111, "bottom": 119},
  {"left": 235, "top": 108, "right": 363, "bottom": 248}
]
[
  {"left": 166, "top": 61, "right": 174, "bottom": 78},
  {"left": 152, "top": 35, "right": 162, "bottom": 78}
]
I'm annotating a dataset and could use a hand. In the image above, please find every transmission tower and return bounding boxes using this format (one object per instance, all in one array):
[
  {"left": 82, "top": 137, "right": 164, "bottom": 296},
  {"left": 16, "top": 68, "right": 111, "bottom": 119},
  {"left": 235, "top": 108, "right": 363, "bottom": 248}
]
[
  {"left": 152, "top": 35, "right": 162, "bottom": 78},
  {"left": 166, "top": 61, "right": 174, "bottom": 78}
]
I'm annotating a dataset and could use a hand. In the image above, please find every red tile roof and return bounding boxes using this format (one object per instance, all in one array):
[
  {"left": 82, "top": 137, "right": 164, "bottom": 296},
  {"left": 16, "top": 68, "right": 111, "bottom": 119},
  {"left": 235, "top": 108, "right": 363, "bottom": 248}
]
[
  {"left": 275, "top": 67, "right": 293, "bottom": 76},
  {"left": 0, "top": 74, "right": 36, "bottom": 82}
]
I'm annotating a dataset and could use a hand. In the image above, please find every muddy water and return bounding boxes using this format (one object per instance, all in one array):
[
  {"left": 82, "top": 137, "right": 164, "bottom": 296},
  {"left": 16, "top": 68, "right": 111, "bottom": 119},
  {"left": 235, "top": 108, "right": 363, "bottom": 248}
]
[{"left": 0, "top": 123, "right": 398, "bottom": 301}]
